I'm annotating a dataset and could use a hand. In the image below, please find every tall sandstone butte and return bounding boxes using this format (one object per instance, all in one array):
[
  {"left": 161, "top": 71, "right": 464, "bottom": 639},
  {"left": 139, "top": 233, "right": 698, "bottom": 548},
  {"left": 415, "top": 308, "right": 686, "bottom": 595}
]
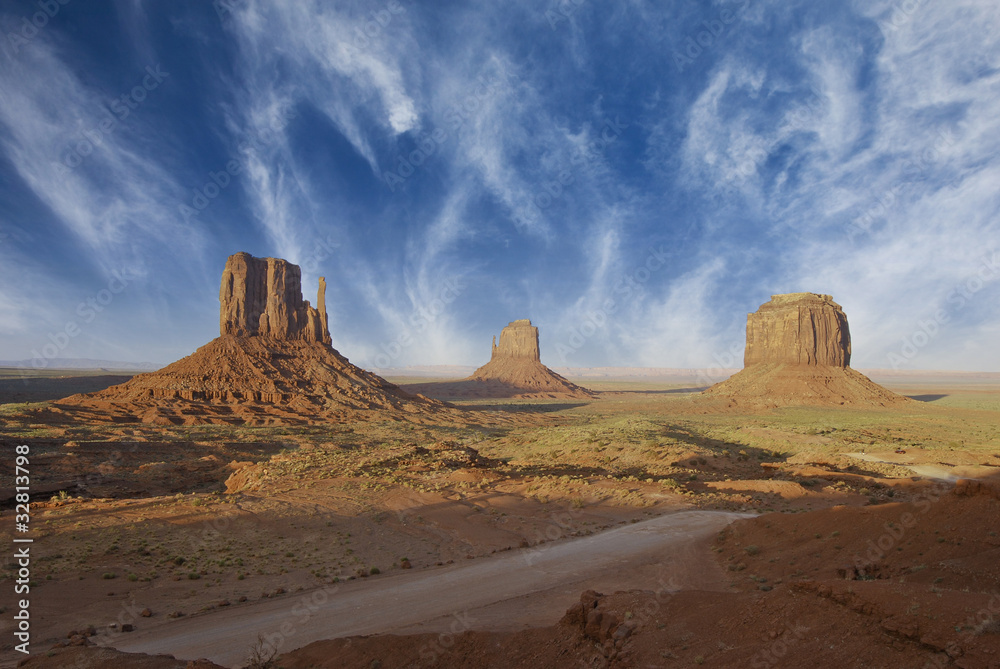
[
  {"left": 469, "top": 319, "right": 593, "bottom": 398},
  {"left": 220, "top": 252, "right": 331, "bottom": 345},
  {"left": 48, "top": 252, "right": 440, "bottom": 425},
  {"left": 705, "top": 292, "right": 907, "bottom": 407},
  {"left": 743, "top": 293, "right": 851, "bottom": 367},
  {"left": 489, "top": 318, "right": 541, "bottom": 362}
]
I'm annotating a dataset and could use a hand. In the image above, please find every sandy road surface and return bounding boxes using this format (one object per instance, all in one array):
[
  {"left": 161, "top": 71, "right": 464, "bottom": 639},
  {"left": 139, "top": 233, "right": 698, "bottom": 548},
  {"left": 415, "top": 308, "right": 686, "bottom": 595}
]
[
  {"left": 110, "top": 510, "right": 749, "bottom": 667},
  {"left": 846, "top": 452, "right": 1000, "bottom": 482}
]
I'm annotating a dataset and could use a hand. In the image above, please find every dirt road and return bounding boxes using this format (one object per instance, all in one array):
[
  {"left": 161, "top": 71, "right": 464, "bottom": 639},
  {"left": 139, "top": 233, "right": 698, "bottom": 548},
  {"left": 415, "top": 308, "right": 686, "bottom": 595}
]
[{"left": 109, "top": 510, "right": 749, "bottom": 667}]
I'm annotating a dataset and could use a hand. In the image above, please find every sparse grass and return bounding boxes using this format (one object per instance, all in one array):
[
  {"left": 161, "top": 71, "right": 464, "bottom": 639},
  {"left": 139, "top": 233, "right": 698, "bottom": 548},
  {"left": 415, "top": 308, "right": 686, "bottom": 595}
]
[{"left": 5, "top": 371, "right": 999, "bottom": 649}]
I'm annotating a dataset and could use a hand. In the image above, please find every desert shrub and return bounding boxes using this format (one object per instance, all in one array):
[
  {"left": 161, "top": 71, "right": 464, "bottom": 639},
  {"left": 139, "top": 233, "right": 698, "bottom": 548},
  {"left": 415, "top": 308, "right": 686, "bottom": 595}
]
[{"left": 245, "top": 633, "right": 277, "bottom": 669}]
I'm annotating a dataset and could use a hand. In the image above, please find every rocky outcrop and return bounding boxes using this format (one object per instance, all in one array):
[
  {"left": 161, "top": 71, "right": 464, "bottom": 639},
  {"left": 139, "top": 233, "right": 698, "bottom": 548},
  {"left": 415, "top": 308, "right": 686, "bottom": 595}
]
[
  {"left": 560, "top": 590, "right": 634, "bottom": 659},
  {"left": 489, "top": 319, "right": 541, "bottom": 362},
  {"left": 704, "top": 293, "right": 908, "bottom": 408},
  {"left": 744, "top": 293, "right": 851, "bottom": 367},
  {"left": 469, "top": 320, "right": 594, "bottom": 398},
  {"left": 219, "top": 252, "right": 331, "bottom": 345},
  {"left": 48, "top": 252, "right": 446, "bottom": 425},
  {"left": 402, "top": 319, "right": 594, "bottom": 400}
]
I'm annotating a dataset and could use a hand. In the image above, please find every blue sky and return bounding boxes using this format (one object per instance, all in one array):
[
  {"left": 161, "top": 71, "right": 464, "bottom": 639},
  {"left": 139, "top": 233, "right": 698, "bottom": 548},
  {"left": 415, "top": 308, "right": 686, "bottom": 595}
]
[{"left": 1, "top": 0, "right": 998, "bottom": 372}]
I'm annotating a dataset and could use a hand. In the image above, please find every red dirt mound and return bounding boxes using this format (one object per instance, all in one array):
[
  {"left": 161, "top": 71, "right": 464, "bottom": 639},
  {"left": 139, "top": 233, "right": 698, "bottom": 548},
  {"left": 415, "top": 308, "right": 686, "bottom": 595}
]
[
  {"left": 44, "top": 335, "right": 444, "bottom": 425},
  {"left": 35, "top": 252, "right": 448, "bottom": 425},
  {"left": 22, "top": 480, "right": 1000, "bottom": 668},
  {"left": 16, "top": 646, "right": 226, "bottom": 669},
  {"left": 704, "top": 362, "right": 910, "bottom": 408},
  {"left": 704, "top": 293, "right": 910, "bottom": 407},
  {"left": 267, "top": 478, "right": 1000, "bottom": 667},
  {"left": 407, "top": 319, "right": 594, "bottom": 400}
]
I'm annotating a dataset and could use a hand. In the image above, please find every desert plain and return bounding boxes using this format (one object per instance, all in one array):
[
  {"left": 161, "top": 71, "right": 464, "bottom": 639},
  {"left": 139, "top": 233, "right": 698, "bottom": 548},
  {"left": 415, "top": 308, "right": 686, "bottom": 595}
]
[
  {"left": 3, "top": 362, "right": 1000, "bottom": 668},
  {"left": 0, "top": 257, "right": 997, "bottom": 669}
]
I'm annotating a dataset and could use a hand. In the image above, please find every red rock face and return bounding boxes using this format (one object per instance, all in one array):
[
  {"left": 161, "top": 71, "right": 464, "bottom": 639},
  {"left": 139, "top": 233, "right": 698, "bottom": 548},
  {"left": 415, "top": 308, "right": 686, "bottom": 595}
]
[
  {"left": 490, "top": 319, "right": 541, "bottom": 362},
  {"left": 45, "top": 251, "right": 450, "bottom": 425},
  {"left": 219, "top": 252, "right": 331, "bottom": 345},
  {"left": 466, "top": 319, "right": 593, "bottom": 398},
  {"left": 704, "top": 292, "right": 908, "bottom": 407},
  {"left": 743, "top": 293, "right": 851, "bottom": 367}
]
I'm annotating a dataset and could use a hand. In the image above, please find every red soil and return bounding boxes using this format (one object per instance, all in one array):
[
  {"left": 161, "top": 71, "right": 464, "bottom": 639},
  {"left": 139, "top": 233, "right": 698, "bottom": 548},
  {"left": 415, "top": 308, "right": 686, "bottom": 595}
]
[
  {"left": 40, "top": 336, "right": 447, "bottom": 425},
  {"left": 703, "top": 363, "right": 912, "bottom": 408}
]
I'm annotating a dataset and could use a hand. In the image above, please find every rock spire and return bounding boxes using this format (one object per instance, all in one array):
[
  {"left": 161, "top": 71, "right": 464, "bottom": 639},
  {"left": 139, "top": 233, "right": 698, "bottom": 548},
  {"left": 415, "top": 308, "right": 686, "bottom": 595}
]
[{"left": 219, "top": 252, "right": 331, "bottom": 345}]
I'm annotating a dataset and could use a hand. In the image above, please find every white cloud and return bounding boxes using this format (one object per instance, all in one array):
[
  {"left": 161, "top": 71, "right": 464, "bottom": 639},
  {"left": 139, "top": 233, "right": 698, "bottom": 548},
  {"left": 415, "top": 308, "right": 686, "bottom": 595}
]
[
  {"left": 662, "top": 0, "right": 1000, "bottom": 370},
  {"left": 0, "top": 39, "right": 205, "bottom": 271}
]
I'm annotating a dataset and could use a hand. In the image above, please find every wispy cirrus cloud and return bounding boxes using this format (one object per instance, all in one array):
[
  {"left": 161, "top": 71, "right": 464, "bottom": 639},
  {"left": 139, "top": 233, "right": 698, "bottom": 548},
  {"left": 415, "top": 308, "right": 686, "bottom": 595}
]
[
  {"left": 0, "top": 0, "right": 996, "bottom": 371},
  {"left": 0, "top": 41, "right": 200, "bottom": 272}
]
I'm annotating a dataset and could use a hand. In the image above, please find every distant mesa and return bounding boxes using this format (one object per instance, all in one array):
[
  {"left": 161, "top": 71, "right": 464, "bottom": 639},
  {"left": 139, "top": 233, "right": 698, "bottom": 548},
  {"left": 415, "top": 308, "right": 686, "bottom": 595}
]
[
  {"left": 405, "top": 319, "right": 594, "bottom": 400},
  {"left": 46, "top": 252, "right": 442, "bottom": 425},
  {"left": 703, "top": 292, "right": 909, "bottom": 408}
]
